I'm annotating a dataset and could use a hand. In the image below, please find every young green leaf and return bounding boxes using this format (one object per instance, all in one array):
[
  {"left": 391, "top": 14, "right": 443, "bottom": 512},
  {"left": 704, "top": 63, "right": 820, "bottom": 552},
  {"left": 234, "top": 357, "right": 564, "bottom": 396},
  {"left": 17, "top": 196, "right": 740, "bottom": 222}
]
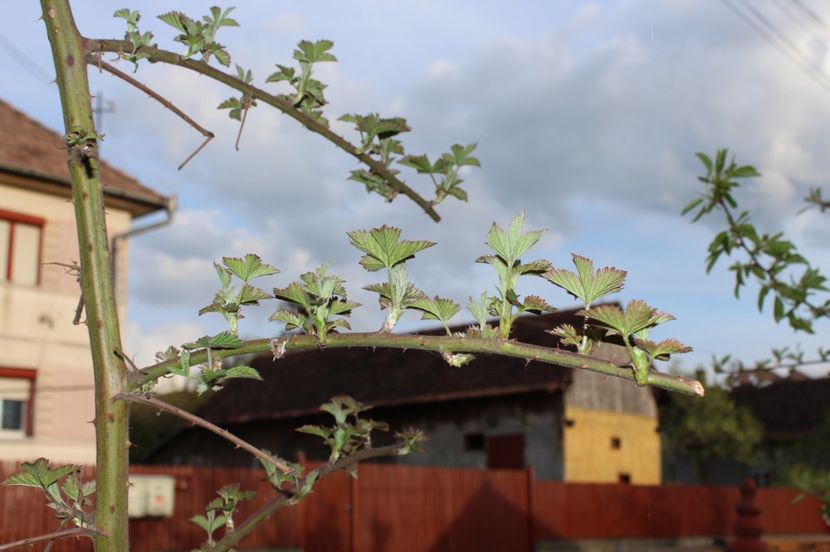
[
  {"left": 2, "top": 458, "right": 75, "bottom": 489},
  {"left": 348, "top": 225, "right": 435, "bottom": 272},
  {"left": 408, "top": 296, "right": 460, "bottom": 332},
  {"left": 485, "top": 212, "right": 544, "bottom": 266},
  {"left": 543, "top": 254, "right": 626, "bottom": 306}
]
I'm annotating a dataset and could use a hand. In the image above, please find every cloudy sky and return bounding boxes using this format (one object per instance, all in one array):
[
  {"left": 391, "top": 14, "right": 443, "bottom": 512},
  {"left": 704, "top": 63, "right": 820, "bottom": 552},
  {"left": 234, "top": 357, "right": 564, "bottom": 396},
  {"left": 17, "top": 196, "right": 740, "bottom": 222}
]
[{"left": 3, "top": 1, "right": 829, "bottom": 377}]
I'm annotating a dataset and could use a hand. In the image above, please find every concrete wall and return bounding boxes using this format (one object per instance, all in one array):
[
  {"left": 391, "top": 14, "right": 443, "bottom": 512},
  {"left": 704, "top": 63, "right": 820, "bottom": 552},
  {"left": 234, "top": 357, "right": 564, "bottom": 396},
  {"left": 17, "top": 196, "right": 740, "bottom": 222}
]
[
  {"left": 0, "top": 180, "right": 132, "bottom": 463},
  {"left": 149, "top": 393, "right": 567, "bottom": 479}
]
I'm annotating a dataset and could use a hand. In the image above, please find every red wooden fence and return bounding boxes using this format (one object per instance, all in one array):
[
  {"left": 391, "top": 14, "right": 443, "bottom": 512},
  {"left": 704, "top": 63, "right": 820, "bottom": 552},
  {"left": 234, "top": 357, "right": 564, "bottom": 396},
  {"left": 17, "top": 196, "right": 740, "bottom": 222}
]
[{"left": 1, "top": 461, "right": 827, "bottom": 551}]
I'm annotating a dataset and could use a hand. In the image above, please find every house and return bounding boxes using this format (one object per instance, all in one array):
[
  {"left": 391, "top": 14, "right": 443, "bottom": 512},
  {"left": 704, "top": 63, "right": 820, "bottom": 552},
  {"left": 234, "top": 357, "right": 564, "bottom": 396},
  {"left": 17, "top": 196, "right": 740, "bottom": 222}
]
[
  {"left": 0, "top": 99, "right": 170, "bottom": 463},
  {"left": 146, "top": 308, "right": 663, "bottom": 484}
]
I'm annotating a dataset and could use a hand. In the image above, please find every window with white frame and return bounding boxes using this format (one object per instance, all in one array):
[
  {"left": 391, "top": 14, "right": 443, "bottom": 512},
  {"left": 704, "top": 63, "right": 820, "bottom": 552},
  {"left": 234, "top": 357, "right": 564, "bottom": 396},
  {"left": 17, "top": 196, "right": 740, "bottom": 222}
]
[
  {"left": 0, "top": 376, "right": 31, "bottom": 437},
  {"left": 0, "top": 209, "right": 44, "bottom": 286}
]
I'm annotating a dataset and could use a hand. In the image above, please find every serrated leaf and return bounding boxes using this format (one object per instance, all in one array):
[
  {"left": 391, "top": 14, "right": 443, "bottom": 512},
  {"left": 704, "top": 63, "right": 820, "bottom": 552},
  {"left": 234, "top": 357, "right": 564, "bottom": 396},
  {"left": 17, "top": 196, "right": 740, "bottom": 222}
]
[
  {"left": 273, "top": 282, "right": 311, "bottom": 310},
  {"left": 62, "top": 474, "right": 79, "bottom": 502},
  {"left": 239, "top": 285, "right": 271, "bottom": 305},
  {"left": 521, "top": 295, "right": 555, "bottom": 314},
  {"left": 348, "top": 226, "right": 435, "bottom": 271},
  {"left": 409, "top": 296, "right": 460, "bottom": 323},
  {"left": 213, "top": 48, "right": 230, "bottom": 67},
  {"left": 270, "top": 310, "right": 307, "bottom": 330},
  {"left": 3, "top": 459, "right": 75, "bottom": 489},
  {"left": 637, "top": 338, "right": 693, "bottom": 361},
  {"left": 444, "top": 143, "right": 480, "bottom": 167},
  {"left": 220, "top": 365, "right": 262, "bottom": 382},
  {"left": 183, "top": 331, "right": 243, "bottom": 350},
  {"left": 294, "top": 39, "right": 337, "bottom": 64},
  {"left": 222, "top": 254, "right": 279, "bottom": 282},
  {"left": 547, "top": 323, "right": 582, "bottom": 348},
  {"left": 486, "top": 212, "right": 545, "bottom": 266},
  {"left": 544, "top": 254, "right": 626, "bottom": 306},
  {"left": 296, "top": 425, "right": 330, "bottom": 439},
  {"left": 329, "top": 300, "right": 361, "bottom": 316},
  {"left": 157, "top": 11, "right": 189, "bottom": 33}
]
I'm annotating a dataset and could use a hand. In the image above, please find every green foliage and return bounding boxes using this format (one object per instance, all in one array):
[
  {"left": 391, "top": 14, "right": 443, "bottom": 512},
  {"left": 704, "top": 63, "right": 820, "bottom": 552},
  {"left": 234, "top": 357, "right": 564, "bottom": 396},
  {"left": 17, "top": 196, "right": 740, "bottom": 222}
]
[
  {"left": 802, "top": 187, "right": 830, "bottom": 213},
  {"left": 157, "top": 6, "right": 238, "bottom": 66},
  {"left": 399, "top": 143, "right": 480, "bottom": 204},
  {"left": 178, "top": 331, "right": 261, "bottom": 395},
  {"left": 584, "top": 301, "right": 690, "bottom": 385},
  {"left": 543, "top": 254, "right": 626, "bottom": 308},
  {"left": 272, "top": 264, "right": 360, "bottom": 343},
  {"left": 218, "top": 65, "right": 256, "bottom": 121},
  {"left": 476, "top": 212, "right": 553, "bottom": 338},
  {"left": 199, "top": 254, "right": 278, "bottom": 335},
  {"left": 2, "top": 458, "right": 95, "bottom": 528},
  {"left": 348, "top": 225, "right": 435, "bottom": 272},
  {"left": 685, "top": 149, "right": 829, "bottom": 333},
  {"left": 662, "top": 373, "right": 762, "bottom": 483},
  {"left": 191, "top": 482, "right": 255, "bottom": 547},
  {"left": 113, "top": 8, "right": 154, "bottom": 69},
  {"left": 297, "top": 397, "right": 391, "bottom": 467},
  {"left": 266, "top": 39, "right": 337, "bottom": 124},
  {"left": 409, "top": 296, "right": 461, "bottom": 335},
  {"left": 350, "top": 225, "right": 433, "bottom": 331}
]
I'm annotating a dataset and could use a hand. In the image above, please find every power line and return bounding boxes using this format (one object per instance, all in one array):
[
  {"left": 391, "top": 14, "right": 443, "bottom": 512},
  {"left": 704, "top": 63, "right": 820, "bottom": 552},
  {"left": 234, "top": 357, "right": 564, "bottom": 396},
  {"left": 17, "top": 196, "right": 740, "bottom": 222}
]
[
  {"left": 0, "top": 29, "right": 52, "bottom": 84},
  {"left": 722, "top": 0, "right": 830, "bottom": 96},
  {"left": 787, "top": 0, "right": 829, "bottom": 32}
]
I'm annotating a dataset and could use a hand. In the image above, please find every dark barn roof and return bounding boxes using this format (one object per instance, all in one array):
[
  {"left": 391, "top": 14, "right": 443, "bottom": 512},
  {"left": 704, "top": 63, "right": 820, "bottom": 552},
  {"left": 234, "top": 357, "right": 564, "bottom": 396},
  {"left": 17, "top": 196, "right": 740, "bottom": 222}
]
[
  {"left": 200, "top": 308, "right": 593, "bottom": 425},
  {"left": 0, "top": 99, "right": 167, "bottom": 216},
  {"left": 731, "top": 377, "right": 830, "bottom": 438}
]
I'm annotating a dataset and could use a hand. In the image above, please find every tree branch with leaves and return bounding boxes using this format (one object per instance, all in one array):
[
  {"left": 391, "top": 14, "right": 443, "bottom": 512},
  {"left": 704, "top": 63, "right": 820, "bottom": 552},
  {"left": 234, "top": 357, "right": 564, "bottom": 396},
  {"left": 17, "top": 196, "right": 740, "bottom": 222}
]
[{"left": 3, "top": 3, "right": 702, "bottom": 551}]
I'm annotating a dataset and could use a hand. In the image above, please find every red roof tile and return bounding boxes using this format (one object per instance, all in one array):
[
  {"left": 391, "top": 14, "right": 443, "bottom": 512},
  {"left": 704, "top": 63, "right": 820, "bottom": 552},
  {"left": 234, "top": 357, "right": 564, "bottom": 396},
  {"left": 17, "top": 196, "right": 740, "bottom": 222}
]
[{"left": 0, "top": 99, "right": 167, "bottom": 216}]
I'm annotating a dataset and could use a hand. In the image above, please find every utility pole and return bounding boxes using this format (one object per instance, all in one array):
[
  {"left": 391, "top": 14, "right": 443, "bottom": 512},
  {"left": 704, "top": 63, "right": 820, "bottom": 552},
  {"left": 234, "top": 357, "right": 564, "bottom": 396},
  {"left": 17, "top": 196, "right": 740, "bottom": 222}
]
[{"left": 92, "top": 91, "right": 115, "bottom": 139}]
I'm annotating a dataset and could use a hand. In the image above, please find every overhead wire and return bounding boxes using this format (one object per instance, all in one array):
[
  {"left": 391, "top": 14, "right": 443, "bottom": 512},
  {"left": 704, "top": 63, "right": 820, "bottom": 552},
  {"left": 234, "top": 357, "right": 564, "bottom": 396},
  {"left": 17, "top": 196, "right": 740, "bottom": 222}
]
[
  {"left": 0, "top": 29, "right": 53, "bottom": 84},
  {"left": 721, "top": 0, "right": 830, "bottom": 95}
]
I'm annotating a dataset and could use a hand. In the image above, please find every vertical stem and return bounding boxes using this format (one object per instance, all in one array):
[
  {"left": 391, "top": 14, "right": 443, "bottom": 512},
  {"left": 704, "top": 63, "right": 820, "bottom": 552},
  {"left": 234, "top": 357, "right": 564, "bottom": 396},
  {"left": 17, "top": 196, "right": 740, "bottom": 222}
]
[{"left": 40, "top": 2, "right": 130, "bottom": 550}]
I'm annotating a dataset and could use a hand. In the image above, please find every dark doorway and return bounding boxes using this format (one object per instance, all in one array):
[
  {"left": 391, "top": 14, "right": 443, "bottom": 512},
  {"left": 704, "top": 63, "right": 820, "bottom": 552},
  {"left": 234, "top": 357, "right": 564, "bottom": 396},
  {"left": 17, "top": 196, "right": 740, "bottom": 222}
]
[{"left": 486, "top": 433, "right": 525, "bottom": 469}]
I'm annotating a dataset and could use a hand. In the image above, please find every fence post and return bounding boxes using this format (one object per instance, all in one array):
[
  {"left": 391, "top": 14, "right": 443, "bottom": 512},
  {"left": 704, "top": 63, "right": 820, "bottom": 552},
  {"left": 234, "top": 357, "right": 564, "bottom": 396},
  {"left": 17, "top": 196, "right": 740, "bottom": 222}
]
[
  {"left": 526, "top": 466, "right": 535, "bottom": 552},
  {"left": 729, "top": 478, "right": 766, "bottom": 552}
]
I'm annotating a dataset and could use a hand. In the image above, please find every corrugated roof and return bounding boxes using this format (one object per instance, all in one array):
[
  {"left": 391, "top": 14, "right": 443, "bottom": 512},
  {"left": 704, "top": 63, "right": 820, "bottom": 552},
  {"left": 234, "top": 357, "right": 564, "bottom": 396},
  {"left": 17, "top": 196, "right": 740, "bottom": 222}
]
[
  {"left": 200, "top": 308, "right": 594, "bottom": 425},
  {"left": 0, "top": 99, "right": 167, "bottom": 216}
]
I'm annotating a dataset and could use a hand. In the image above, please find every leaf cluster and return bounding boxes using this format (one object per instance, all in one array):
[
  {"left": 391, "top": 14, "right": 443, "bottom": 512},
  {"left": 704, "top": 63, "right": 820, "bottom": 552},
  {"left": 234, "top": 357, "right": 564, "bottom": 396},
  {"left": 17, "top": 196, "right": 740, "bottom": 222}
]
[
  {"left": 2, "top": 458, "right": 95, "bottom": 528},
  {"left": 266, "top": 39, "right": 337, "bottom": 125},
  {"left": 399, "top": 143, "right": 480, "bottom": 204},
  {"left": 271, "top": 265, "right": 359, "bottom": 343},
  {"left": 191, "top": 482, "right": 254, "bottom": 547},
  {"left": 475, "top": 212, "right": 553, "bottom": 338},
  {"left": 297, "top": 396, "right": 390, "bottom": 469},
  {"left": 199, "top": 254, "right": 278, "bottom": 335},
  {"left": 218, "top": 65, "right": 256, "bottom": 121},
  {"left": 113, "top": 8, "right": 154, "bottom": 69},
  {"left": 349, "top": 225, "right": 438, "bottom": 331},
  {"left": 157, "top": 332, "right": 262, "bottom": 395},
  {"left": 158, "top": 6, "right": 238, "bottom": 67},
  {"left": 685, "top": 149, "right": 830, "bottom": 333}
]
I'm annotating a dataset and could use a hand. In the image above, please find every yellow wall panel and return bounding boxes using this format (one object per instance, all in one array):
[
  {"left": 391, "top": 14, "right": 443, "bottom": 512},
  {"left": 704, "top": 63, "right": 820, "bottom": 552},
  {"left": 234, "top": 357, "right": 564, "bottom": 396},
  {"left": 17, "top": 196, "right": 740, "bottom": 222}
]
[{"left": 563, "top": 405, "right": 661, "bottom": 485}]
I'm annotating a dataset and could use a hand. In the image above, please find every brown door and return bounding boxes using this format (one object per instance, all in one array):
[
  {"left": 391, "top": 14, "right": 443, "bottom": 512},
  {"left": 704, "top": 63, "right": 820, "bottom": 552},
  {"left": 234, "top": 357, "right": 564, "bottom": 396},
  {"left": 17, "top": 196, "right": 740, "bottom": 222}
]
[{"left": 486, "top": 433, "right": 525, "bottom": 469}]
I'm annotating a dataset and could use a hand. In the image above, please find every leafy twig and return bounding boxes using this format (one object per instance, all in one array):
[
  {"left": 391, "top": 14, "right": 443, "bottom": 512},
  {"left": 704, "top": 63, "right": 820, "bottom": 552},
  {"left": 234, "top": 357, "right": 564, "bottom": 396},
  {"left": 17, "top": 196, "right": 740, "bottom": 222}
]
[{"left": 89, "top": 38, "right": 441, "bottom": 221}]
